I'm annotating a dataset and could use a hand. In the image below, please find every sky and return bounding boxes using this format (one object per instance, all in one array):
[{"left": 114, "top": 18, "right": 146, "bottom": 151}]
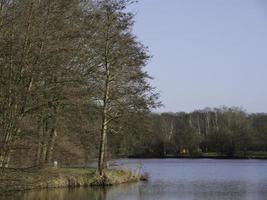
[{"left": 128, "top": 0, "right": 267, "bottom": 113}]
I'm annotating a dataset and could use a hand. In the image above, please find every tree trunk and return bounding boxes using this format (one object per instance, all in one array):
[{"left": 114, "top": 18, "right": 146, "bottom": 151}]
[
  {"left": 45, "top": 128, "right": 57, "bottom": 164},
  {"left": 40, "top": 143, "right": 47, "bottom": 166},
  {"left": 98, "top": 60, "right": 110, "bottom": 175},
  {"left": 215, "top": 111, "right": 219, "bottom": 130},
  {"left": 1, "top": 128, "right": 19, "bottom": 171},
  {"left": 39, "top": 120, "right": 48, "bottom": 166},
  {"left": 98, "top": 118, "right": 108, "bottom": 175},
  {"left": 36, "top": 125, "right": 42, "bottom": 165}
]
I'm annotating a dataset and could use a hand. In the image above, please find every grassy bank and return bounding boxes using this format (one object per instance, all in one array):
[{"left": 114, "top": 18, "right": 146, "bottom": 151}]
[{"left": 0, "top": 167, "right": 140, "bottom": 194}]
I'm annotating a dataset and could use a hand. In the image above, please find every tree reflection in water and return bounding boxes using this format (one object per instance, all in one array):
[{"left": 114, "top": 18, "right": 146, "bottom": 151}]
[{"left": 4, "top": 187, "right": 109, "bottom": 200}]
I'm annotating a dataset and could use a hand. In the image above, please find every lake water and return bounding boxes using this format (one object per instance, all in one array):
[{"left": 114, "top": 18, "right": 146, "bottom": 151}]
[{"left": 3, "top": 159, "right": 267, "bottom": 200}]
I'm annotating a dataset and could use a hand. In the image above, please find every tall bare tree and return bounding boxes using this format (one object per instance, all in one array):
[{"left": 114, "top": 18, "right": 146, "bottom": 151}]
[{"left": 81, "top": 0, "right": 159, "bottom": 175}]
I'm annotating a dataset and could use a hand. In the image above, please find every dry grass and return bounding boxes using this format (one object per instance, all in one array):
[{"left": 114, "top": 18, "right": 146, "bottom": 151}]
[{"left": 0, "top": 167, "right": 139, "bottom": 194}]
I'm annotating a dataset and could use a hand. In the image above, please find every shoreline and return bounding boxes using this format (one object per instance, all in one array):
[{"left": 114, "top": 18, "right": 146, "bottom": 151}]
[
  {"left": 127, "top": 155, "right": 267, "bottom": 160},
  {"left": 0, "top": 167, "right": 140, "bottom": 194},
  {"left": 2, "top": 156, "right": 266, "bottom": 194}
]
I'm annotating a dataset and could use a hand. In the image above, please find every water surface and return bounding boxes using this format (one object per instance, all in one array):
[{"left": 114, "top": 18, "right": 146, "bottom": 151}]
[{"left": 4, "top": 159, "right": 267, "bottom": 200}]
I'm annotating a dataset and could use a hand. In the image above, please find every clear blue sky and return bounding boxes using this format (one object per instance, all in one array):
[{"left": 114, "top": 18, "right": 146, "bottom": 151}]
[{"left": 129, "top": 0, "right": 267, "bottom": 113}]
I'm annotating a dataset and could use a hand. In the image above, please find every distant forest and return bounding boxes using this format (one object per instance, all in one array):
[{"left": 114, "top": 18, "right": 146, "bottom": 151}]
[
  {"left": 129, "top": 107, "right": 267, "bottom": 158},
  {"left": 1, "top": 0, "right": 267, "bottom": 170}
]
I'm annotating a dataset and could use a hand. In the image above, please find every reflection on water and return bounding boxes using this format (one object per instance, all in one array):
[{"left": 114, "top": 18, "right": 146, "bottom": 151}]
[
  {"left": 2, "top": 159, "right": 267, "bottom": 200},
  {"left": 2, "top": 187, "right": 108, "bottom": 200}
]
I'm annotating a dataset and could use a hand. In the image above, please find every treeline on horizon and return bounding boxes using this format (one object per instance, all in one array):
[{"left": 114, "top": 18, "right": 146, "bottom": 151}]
[{"left": 129, "top": 107, "right": 267, "bottom": 158}]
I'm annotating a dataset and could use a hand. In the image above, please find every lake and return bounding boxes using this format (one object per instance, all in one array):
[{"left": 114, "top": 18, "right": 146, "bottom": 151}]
[{"left": 3, "top": 159, "right": 267, "bottom": 200}]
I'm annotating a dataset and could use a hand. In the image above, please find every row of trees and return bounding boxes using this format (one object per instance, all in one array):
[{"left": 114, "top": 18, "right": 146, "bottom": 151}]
[
  {"left": 0, "top": 0, "right": 159, "bottom": 174},
  {"left": 119, "top": 107, "right": 267, "bottom": 158}
]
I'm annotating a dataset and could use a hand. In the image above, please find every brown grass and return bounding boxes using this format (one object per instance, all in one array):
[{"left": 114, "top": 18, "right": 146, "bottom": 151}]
[{"left": 0, "top": 167, "right": 140, "bottom": 194}]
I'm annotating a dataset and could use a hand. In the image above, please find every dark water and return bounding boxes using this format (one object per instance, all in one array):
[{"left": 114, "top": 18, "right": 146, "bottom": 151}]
[{"left": 3, "top": 159, "right": 267, "bottom": 200}]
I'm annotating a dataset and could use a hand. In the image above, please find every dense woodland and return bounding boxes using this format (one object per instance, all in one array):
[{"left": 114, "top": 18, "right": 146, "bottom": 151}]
[
  {"left": 1, "top": 0, "right": 267, "bottom": 173},
  {"left": 0, "top": 0, "right": 159, "bottom": 172},
  {"left": 132, "top": 107, "right": 267, "bottom": 158}
]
